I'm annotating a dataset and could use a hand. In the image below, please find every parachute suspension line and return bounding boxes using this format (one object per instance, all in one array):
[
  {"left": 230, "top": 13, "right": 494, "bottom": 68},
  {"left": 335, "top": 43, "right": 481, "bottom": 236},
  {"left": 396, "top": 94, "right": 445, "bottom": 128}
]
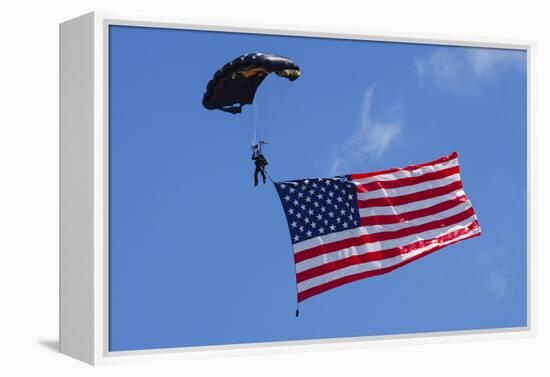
[
  {"left": 260, "top": 83, "right": 266, "bottom": 140},
  {"left": 253, "top": 100, "right": 258, "bottom": 144},
  {"left": 259, "top": 77, "right": 267, "bottom": 137},
  {"left": 238, "top": 113, "right": 253, "bottom": 147},
  {"left": 243, "top": 78, "right": 258, "bottom": 146},
  {"left": 264, "top": 76, "right": 277, "bottom": 141},
  {"left": 262, "top": 76, "right": 273, "bottom": 141},
  {"left": 242, "top": 101, "right": 256, "bottom": 146}
]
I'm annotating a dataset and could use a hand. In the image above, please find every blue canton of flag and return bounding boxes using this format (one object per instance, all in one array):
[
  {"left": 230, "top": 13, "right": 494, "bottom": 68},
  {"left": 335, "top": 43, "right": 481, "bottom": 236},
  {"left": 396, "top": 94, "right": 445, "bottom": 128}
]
[{"left": 274, "top": 177, "right": 361, "bottom": 244}]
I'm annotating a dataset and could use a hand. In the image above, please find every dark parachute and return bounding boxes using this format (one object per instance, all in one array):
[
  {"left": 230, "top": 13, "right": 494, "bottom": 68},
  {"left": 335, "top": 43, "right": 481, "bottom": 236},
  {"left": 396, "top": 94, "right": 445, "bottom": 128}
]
[{"left": 202, "top": 53, "right": 300, "bottom": 114}]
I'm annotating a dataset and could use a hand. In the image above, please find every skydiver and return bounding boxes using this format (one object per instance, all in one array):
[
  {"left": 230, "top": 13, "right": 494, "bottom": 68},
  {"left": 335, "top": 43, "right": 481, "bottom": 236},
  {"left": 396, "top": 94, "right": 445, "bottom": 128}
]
[{"left": 252, "top": 141, "right": 269, "bottom": 186}]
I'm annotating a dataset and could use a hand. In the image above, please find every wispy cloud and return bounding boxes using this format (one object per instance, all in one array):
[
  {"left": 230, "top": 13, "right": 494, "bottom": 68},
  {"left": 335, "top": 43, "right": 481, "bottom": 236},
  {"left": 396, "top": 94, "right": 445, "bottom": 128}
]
[
  {"left": 470, "top": 244, "right": 510, "bottom": 299},
  {"left": 329, "top": 87, "right": 401, "bottom": 175},
  {"left": 414, "top": 47, "right": 525, "bottom": 92},
  {"left": 488, "top": 273, "right": 508, "bottom": 298}
]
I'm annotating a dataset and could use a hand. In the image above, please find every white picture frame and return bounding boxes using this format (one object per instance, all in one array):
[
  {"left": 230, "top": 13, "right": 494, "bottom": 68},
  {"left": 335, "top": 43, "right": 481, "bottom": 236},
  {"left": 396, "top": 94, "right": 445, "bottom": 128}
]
[{"left": 59, "top": 11, "right": 534, "bottom": 365}]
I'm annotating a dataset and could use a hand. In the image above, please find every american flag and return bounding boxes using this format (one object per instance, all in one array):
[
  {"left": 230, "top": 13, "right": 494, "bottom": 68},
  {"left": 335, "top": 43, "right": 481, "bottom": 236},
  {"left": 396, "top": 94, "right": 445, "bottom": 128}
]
[{"left": 274, "top": 152, "right": 481, "bottom": 302}]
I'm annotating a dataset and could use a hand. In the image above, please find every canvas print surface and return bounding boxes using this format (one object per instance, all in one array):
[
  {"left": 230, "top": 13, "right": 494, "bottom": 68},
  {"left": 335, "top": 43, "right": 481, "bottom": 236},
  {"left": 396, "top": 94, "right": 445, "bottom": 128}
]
[{"left": 108, "top": 25, "right": 527, "bottom": 351}]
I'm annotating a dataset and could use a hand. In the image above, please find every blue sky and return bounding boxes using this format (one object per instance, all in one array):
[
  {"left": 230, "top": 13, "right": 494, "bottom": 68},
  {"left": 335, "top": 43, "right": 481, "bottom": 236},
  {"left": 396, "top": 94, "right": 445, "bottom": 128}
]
[{"left": 108, "top": 25, "right": 527, "bottom": 351}]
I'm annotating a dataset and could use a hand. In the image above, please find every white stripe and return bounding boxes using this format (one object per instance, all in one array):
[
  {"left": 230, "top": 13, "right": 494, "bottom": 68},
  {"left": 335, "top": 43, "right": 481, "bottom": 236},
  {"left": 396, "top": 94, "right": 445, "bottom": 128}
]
[
  {"left": 295, "top": 215, "right": 478, "bottom": 273},
  {"left": 360, "top": 200, "right": 471, "bottom": 234},
  {"left": 356, "top": 173, "right": 461, "bottom": 200},
  {"left": 352, "top": 157, "right": 458, "bottom": 185},
  {"left": 358, "top": 189, "right": 465, "bottom": 217},
  {"left": 297, "top": 227, "right": 481, "bottom": 293}
]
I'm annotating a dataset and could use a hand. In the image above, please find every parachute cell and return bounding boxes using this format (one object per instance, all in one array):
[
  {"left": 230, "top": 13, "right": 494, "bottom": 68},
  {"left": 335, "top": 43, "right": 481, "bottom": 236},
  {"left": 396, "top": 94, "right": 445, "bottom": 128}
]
[{"left": 202, "top": 53, "right": 300, "bottom": 114}]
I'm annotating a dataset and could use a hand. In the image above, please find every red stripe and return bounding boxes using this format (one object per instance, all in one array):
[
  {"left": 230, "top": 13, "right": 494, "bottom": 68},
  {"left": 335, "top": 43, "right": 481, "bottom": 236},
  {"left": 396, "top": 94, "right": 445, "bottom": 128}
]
[
  {"left": 350, "top": 152, "right": 458, "bottom": 180},
  {"left": 296, "top": 220, "right": 480, "bottom": 283},
  {"left": 294, "top": 207, "right": 475, "bottom": 263},
  {"left": 355, "top": 166, "right": 460, "bottom": 193},
  {"left": 360, "top": 195, "right": 467, "bottom": 226},
  {"left": 297, "top": 229, "right": 480, "bottom": 302},
  {"left": 358, "top": 180, "right": 463, "bottom": 208}
]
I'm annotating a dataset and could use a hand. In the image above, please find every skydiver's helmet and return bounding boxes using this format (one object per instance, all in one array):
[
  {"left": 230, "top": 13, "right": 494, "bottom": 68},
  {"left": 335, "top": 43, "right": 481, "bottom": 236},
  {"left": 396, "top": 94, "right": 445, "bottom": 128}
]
[{"left": 252, "top": 144, "right": 259, "bottom": 150}]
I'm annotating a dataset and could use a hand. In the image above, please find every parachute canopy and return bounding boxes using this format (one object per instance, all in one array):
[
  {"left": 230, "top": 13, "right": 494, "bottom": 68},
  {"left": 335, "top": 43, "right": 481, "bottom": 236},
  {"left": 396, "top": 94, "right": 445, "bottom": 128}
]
[{"left": 202, "top": 53, "right": 300, "bottom": 115}]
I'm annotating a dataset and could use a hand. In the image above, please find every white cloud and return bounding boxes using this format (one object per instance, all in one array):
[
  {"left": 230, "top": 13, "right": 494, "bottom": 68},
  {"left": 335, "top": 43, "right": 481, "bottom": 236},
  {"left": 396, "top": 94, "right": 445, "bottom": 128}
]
[
  {"left": 470, "top": 245, "right": 510, "bottom": 300},
  {"left": 488, "top": 274, "right": 508, "bottom": 298},
  {"left": 414, "top": 47, "right": 525, "bottom": 92},
  {"left": 329, "top": 87, "right": 401, "bottom": 175}
]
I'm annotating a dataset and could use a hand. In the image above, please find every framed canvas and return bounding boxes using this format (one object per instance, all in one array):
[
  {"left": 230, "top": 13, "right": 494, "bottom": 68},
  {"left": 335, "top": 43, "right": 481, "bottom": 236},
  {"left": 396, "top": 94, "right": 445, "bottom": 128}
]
[{"left": 59, "top": 11, "right": 533, "bottom": 365}]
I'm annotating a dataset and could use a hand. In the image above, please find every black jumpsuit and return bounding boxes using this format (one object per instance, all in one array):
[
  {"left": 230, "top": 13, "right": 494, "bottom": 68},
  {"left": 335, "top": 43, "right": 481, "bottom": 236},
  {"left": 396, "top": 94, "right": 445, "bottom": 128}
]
[{"left": 252, "top": 151, "right": 268, "bottom": 186}]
